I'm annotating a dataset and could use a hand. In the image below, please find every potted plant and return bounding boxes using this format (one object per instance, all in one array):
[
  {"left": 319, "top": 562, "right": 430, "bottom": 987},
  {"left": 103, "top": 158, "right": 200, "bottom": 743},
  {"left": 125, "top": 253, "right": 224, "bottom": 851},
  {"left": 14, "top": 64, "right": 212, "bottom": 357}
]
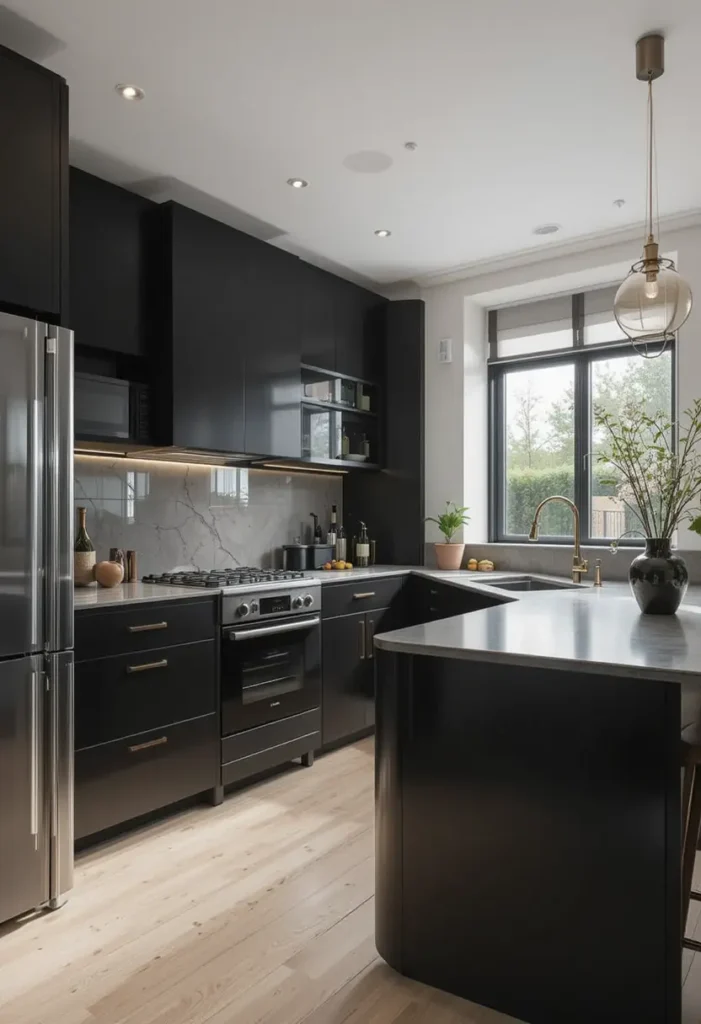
[
  {"left": 425, "top": 502, "right": 471, "bottom": 571},
  {"left": 596, "top": 399, "right": 701, "bottom": 614}
]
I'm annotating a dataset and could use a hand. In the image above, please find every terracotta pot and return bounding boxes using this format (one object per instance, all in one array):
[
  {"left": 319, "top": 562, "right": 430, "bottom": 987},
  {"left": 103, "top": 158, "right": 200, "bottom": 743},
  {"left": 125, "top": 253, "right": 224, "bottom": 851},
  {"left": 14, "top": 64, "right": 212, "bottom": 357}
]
[{"left": 434, "top": 542, "right": 465, "bottom": 571}]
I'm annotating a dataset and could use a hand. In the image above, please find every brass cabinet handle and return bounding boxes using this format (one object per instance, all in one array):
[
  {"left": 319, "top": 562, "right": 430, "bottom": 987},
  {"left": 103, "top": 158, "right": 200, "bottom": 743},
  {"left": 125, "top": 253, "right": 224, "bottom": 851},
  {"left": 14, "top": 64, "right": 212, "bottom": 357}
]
[
  {"left": 128, "top": 736, "right": 168, "bottom": 753},
  {"left": 367, "top": 619, "right": 375, "bottom": 660},
  {"left": 128, "top": 621, "right": 168, "bottom": 633},
  {"left": 352, "top": 592, "right": 376, "bottom": 600},
  {"left": 126, "top": 658, "right": 168, "bottom": 674},
  {"left": 359, "top": 620, "right": 366, "bottom": 660}
]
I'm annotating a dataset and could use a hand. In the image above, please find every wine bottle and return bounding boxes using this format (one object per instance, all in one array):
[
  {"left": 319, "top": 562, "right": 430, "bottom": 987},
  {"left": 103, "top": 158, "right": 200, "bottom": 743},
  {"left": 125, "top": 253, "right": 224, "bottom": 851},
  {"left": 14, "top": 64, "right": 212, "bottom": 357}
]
[
  {"left": 327, "top": 504, "right": 338, "bottom": 546},
  {"left": 310, "top": 512, "right": 322, "bottom": 544},
  {"left": 74, "top": 506, "right": 96, "bottom": 587}
]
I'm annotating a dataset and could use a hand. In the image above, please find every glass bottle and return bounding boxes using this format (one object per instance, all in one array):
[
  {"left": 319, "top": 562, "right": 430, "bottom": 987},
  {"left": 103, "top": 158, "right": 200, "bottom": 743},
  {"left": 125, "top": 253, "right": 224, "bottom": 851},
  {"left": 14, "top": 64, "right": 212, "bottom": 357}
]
[{"left": 74, "top": 506, "right": 96, "bottom": 587}]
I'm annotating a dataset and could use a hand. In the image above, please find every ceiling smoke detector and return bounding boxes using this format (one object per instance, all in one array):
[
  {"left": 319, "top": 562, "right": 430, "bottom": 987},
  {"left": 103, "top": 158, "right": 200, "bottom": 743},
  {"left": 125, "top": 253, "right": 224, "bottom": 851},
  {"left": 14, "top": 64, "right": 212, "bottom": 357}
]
[
  {"left": 115, "top": 83, "right": 144, "bottom": 101},
  {"left": 532, "top": 223, "right": 561, "bottom": 236}
]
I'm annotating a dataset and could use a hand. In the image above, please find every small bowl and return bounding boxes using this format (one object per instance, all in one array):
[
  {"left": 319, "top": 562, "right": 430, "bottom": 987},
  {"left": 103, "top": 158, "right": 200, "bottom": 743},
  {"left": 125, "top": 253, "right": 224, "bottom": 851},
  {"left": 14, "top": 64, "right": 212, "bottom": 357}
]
[{"left": 344, "top": 453, "right": 368, "bottom": 462}]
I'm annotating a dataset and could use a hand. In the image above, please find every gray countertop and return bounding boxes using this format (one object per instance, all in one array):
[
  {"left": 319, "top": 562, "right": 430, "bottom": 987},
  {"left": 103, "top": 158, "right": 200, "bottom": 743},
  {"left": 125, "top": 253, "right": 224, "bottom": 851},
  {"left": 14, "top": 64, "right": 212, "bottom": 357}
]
[
  {"left": 375, "top": 580, "right": 701, "bottom": 682},
  {"left": 73, "top": 582, "right": 217, "bottom": 609}
]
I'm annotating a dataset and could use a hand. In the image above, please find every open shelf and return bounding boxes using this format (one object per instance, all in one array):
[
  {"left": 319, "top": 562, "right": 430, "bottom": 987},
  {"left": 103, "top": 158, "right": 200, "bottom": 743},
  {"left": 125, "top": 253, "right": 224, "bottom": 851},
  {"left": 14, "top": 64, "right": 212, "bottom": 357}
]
[{"left": 301, "top": 398, "right": 377, "bottom": 418}]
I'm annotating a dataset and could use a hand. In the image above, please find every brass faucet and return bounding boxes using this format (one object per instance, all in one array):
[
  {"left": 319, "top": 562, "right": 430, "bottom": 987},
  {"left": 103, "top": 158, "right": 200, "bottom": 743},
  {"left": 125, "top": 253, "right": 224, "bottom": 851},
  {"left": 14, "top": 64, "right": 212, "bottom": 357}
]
[{"left": 528, "top": 495, "right": 589, "bottom": 583}]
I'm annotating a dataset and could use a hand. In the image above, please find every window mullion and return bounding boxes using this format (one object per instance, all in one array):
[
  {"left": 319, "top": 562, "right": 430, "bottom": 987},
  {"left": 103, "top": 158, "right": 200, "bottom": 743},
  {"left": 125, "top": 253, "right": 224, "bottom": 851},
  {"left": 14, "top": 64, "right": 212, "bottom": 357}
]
[{"left": 574, "top": 354, "right": 590, "bottom": 543}]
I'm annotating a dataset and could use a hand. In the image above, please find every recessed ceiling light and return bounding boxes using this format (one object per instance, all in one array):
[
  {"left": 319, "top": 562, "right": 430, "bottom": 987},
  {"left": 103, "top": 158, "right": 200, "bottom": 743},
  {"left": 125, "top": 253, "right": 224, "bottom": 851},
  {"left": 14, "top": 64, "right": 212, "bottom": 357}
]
[
  {"left": 374, "top": 229, "right": 392, "bottom": 238},
  {"left": 613, "top": 198, "right": 626, "bottom": 208},
  {"left": 404, "top": 141, "right": 418, "bottom": 151},
  {"left": 287, "top": 178, "right": 309, "bottom": 189},
  {"left": 115, "top": 83, "right": 144, "bottom": 101},
  {"left": 532, "top": 223, "right": 561, "bottom": 236}
]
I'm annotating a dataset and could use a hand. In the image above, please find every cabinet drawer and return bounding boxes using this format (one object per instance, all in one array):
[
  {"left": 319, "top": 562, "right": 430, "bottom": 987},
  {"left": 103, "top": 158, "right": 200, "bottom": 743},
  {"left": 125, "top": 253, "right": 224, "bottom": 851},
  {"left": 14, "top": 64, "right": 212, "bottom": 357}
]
[
  {"left": 75, "top": 639, "right": 217, "bottom": 750},
  {"left": 75, "top": 597, "right": 217, "bottom": 661},
  {"left": 74, "top": 713, "right": 218, "bottom": 841},
  {"left": 321, "top": 576, "right": 406, "bottom": 619}
]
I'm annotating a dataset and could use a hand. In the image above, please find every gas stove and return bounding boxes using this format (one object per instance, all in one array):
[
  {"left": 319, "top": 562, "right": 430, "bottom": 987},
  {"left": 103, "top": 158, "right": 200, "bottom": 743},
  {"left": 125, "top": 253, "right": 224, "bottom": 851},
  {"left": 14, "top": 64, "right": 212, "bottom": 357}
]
[{"left": 142, "top": 568, "right": 308, "bottom": 591}]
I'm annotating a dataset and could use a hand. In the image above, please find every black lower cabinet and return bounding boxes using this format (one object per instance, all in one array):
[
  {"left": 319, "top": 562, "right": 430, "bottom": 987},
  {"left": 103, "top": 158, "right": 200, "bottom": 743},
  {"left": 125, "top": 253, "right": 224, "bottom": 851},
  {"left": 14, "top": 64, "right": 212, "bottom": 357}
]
[
  {"left": 407, "top": 576, "right": 500, "bottom": 624},
  {"left": 75, "top": 714, "right": 218, "bottom": 842}
]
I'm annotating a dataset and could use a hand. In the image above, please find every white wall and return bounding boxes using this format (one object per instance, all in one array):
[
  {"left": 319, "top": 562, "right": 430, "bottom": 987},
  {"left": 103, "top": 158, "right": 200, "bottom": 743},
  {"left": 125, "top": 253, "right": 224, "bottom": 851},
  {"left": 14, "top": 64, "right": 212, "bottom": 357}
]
[{"left": 421, "top": 223, "right": 701, "bottom": 550}]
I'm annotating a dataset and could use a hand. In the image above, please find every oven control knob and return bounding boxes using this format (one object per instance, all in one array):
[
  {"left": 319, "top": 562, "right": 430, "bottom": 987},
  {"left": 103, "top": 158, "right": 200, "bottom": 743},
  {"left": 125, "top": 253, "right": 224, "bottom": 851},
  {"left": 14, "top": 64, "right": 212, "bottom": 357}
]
[
  {"left": 237, "top": 602, "right": 250, "bottom": 617},
  {"left": 250, "top": 601, "right": 259, "bottom": 613},
  {"left": 292, "top": 595, "right": 303, "bottom": 609},
  {"left": 303, "top": 594, "right": 314, "bottom": 607}
]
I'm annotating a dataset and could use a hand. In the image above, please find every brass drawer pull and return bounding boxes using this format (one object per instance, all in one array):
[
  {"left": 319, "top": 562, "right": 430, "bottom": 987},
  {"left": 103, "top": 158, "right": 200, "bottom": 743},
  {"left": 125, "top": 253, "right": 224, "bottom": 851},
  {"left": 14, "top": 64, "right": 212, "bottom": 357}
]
[
  {"left": 352, "top": 592, "right": 376, "bottom": 600},
  {"left": 128, "top": 621, "right": 168, "bottom": 633},
  {"left": 128, "top": 736, "right": 168, "bottom": 753},
  {"left": 126, "top": 658, "right": 168, "bottom": 674}
]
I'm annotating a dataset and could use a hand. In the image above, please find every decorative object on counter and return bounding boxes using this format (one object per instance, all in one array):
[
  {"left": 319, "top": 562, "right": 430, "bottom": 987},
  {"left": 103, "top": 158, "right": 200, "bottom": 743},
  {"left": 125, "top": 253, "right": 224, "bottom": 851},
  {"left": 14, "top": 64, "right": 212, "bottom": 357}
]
[
  {"left": 613, "top": 33, "right": 692, "bottom": 350},
  {"left": 362, "top": 433, "right": 371, "bottom": 459},
  {"left": 597, "top": 399, "right": 701, "bottom": 614},
  {"left": 125, "top": 550, "right": 138, "bottom": 582},
  {"left": 594, "top": 558, "right": 603, "bottom": 587},
  {"left": 370, "top": 539, "right": 376, "bottom": 566},
  {"left": 355, "top": 521, "right": 371, "bottom": 568},
  {"left": 467, "top": 558, "right": 478, "bottom": 571},
  {"left": 345, "top": 453, "right": 368, "bottom": 463},
  {"left": 282, "top": 543, "right": 334, "bottom": 571},
  {"left": 425, "top": 501, "right": 471, "bottom": 570},
  {"left": 322, "top": 559, "right": 353, "bottom": 570},
  {"left": 109, "top": 547, "right": 126, "bottom": 567},
  {"left": 341, "top": 428, "right": 350, "bottom": 458},
  {"left": 477, "top": 559, "right": 495, "bottom": 572},
  {"left": 74, "top": 506, "right": 96, "bottom": 587},
  {"left": 94, "top": 560, "right": 124, "bottom": 588}
]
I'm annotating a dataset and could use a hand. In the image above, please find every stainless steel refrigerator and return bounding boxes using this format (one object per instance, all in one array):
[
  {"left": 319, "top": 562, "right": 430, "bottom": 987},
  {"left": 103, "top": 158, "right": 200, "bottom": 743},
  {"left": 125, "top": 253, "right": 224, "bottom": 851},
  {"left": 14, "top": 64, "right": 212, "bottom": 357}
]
[{"left": 0, "top": 313, "right": 73, "bottom": 925}]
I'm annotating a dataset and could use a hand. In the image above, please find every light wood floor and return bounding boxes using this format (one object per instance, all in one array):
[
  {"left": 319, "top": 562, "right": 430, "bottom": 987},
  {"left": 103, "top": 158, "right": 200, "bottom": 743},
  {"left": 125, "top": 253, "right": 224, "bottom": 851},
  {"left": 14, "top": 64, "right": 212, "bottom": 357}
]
[{"left": 1, "top": 737, "right": 701, "bottom": 1024}]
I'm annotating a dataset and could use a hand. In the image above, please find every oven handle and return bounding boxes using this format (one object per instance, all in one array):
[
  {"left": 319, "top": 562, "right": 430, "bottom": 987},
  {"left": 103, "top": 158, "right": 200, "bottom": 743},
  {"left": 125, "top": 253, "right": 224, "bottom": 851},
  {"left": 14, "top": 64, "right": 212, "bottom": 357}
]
[{"left": 227, "top": 616, "right": 321, "bottom": 641}]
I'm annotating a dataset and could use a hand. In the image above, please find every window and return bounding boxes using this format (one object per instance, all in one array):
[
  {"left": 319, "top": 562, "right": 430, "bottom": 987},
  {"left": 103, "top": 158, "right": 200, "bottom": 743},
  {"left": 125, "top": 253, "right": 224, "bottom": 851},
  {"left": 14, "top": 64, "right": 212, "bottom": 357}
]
[{"left": 489, "top": 288, "right": 675, "bottom": 544}]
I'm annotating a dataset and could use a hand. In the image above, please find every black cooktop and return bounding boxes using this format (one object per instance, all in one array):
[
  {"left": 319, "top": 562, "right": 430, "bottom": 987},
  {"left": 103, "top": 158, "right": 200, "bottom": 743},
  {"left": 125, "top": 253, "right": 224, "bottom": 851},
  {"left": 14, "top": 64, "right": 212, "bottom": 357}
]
[{"left": 142, "top": 568, "right": 307, "bottom": 589}]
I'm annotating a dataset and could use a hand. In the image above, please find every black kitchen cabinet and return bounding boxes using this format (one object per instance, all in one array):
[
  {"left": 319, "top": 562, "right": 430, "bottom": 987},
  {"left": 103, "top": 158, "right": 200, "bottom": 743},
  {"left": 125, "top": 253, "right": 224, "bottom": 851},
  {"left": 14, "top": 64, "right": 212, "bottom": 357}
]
[
  {"left": 0, "top": 44, "right": 67, "bottom": 321},
  {"left": 407, "top": 576, "right": 501, "bottom": 624},
  {"left": 321, "top": 577, "right": 408, "bottom": 747},
  {"left": 333, "top": 277, "right": 386, "bottom": 383},
  {"left": 154, "top": 202, "right": 301, "bottom": 458},
  {"left": 70, "top": 168, "right": 154, "bottom": 355},
  {"left": 156, "top": 202, "right": 247, "bottom": 454},
  {"left": 74, "top": 596, "right": 219, "bottom": 842},
  {"left": 243, "top": 240, "right": 301, "bottom": 458},
  {"left": 344, "top": 300, "right": 425, "bottom": 564},
  {"left": 322, "top": 611, "right": 373, "bottom": 746},
  {"left": 299, "top": 263, "right": 337, "bottom": 372}
]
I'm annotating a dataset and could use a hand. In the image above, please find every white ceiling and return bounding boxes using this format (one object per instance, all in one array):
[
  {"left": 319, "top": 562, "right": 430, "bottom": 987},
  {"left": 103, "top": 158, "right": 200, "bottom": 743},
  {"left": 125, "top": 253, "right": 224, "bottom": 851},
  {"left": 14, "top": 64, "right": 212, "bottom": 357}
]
[{"left": 7, "top": 0, "right": 701, "bottom": 287}]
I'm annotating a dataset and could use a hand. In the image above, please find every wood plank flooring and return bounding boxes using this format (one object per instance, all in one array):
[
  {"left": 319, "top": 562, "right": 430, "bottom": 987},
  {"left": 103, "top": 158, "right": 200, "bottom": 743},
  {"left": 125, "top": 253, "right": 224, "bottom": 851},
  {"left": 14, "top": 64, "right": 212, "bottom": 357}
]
[{"left": 0, "top": 737, "right": 699, "bottom": 1024}]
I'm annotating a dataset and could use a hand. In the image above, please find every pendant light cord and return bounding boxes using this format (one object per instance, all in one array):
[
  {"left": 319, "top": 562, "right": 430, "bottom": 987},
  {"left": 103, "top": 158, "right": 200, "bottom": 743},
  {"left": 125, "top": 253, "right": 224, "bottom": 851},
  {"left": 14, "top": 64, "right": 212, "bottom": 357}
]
[{"left": 647, "top": 74, "right": 654, "bottom": 240}]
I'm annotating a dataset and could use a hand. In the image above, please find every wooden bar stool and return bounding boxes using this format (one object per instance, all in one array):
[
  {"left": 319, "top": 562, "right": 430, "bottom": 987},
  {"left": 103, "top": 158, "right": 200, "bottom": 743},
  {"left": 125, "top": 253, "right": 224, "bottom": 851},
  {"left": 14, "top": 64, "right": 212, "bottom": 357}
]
[{"left": 682, "top": 723, "right": 701, "bottom": 952}]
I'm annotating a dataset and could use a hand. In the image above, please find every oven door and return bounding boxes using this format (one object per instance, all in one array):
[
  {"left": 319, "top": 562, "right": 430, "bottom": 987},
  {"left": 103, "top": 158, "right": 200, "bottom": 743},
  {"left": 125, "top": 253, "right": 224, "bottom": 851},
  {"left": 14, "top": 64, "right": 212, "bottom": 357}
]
[{"left": 221, "top": 614, "right": 321, "bottom": 735}]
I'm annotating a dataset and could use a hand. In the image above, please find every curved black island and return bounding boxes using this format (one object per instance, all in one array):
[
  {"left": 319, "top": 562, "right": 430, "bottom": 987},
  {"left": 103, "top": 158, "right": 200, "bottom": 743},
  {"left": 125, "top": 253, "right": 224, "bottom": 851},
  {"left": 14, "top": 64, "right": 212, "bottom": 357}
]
[{"left": 374, "top": 583, "right": 701, "bottom": 1024}]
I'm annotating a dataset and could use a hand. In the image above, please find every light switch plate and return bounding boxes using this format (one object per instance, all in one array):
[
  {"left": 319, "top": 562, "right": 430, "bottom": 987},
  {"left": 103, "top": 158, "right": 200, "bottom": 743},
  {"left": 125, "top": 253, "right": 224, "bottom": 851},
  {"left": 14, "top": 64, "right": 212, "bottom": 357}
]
[{"left": 438, "top": 338, "right": 453, "bottom": 363}]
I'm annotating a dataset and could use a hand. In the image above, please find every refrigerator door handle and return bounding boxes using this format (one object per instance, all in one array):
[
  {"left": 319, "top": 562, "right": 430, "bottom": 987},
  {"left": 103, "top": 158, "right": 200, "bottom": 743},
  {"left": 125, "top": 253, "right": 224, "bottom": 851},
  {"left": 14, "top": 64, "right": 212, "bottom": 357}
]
[
  {"left": 44, "top": 326, "right": 74, "bottom": 653},
  {"left": 29, "top": 356, "right": 43, "bottom": 650},
  {"left": 30, "top": 669, "right": 40, "bottom": 848},
  {"left": 48, "top": 653, "right": 74, "bottom": 909}
]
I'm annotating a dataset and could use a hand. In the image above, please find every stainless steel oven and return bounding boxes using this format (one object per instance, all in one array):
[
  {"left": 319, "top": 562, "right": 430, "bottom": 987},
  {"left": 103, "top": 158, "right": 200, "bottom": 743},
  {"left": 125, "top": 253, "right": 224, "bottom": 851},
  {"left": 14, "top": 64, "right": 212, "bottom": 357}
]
[{"left": 220, "top": 584, "right": 321, "bottom": 736}]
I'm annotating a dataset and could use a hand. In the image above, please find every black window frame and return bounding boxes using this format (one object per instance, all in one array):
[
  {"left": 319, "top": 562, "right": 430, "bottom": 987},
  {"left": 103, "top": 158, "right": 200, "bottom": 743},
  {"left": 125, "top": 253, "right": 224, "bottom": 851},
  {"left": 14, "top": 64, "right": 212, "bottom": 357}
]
[{"left": 488, "top": 294, "right": 676, "bottom": 546}]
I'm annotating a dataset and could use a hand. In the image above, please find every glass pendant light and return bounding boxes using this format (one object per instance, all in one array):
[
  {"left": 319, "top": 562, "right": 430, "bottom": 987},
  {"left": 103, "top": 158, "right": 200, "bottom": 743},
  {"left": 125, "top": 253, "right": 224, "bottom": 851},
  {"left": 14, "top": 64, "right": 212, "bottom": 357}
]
[{"left": 613, "top": 34, "right": 692, "bottom": 353}]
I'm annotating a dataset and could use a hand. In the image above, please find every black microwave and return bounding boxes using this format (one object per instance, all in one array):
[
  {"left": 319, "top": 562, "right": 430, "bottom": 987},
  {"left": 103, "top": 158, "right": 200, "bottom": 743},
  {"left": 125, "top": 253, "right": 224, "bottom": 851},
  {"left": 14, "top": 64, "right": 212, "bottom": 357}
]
[{"left": 74, "top": 373, "right": 151, "bottom": 443}]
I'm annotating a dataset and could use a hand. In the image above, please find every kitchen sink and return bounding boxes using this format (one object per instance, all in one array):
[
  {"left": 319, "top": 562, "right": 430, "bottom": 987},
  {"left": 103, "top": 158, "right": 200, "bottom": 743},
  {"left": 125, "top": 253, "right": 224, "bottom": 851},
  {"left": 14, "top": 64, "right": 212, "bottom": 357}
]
[{"left": 481, "top": 576, "right": 577, "bottom": 592}]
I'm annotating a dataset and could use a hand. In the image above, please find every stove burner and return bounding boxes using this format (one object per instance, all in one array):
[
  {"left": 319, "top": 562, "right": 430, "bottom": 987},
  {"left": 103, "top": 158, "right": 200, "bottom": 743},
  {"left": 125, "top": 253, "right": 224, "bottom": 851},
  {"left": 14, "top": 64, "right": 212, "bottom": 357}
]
[{"left": 142, "top": 568, "right": 307, "bottom": 589}]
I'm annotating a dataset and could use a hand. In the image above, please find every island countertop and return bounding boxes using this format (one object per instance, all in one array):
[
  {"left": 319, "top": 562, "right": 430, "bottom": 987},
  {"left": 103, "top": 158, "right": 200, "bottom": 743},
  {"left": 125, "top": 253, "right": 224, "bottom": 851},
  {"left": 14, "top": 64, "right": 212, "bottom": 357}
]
[{"left": 375, "top": 581, "right": 701, "bottom": 683}]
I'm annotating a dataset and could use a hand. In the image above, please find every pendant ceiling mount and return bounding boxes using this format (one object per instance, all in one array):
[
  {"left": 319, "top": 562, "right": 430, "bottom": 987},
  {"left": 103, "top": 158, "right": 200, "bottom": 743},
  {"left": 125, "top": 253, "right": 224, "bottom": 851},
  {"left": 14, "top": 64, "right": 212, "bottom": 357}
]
[{"left": 613, "top": 32, "right": 693, "bottom": 355}]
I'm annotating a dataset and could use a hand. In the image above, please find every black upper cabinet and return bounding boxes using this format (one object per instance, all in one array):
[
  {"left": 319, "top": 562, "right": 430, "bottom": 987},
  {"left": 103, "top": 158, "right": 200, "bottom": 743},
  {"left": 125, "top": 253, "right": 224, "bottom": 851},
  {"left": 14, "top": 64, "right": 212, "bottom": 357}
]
[
  {"left": 244, "top": 242, "right": 301, "bottom": 458},
  {"left": 0, "top": 45, "right": 67, "bottom": 321},
  {"left": 155, "top": 202, "right": 301, "bottom": 458},
  {"left": 333, "top": 277, "right": 386, "bottom": 382},
  {"left": 159, "top": 202, "right": 246, "bottom": 454},
  {"left": 298, "top": 261, "right": 387, "bottom": 382},
  {"left": 70, "top": 169, "right": 153, "bottom": 355},
  {"left": 299, "top": 263, "right": 337, "bottom": 371}
]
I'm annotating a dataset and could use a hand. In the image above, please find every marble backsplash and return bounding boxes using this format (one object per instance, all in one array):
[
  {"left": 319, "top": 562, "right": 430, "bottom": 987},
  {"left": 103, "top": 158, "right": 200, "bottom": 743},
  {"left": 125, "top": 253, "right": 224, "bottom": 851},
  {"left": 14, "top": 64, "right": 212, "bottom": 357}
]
[{"left": 74, "top": 456, "right": 342, "bottom": 575}]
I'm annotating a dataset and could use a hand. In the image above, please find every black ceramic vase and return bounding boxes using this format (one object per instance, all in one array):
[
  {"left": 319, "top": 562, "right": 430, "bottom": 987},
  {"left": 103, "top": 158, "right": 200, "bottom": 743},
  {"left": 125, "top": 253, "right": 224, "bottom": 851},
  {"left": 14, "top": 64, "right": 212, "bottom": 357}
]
[{"left": 628, "top": 539, "right": 688, "bottom": 615}]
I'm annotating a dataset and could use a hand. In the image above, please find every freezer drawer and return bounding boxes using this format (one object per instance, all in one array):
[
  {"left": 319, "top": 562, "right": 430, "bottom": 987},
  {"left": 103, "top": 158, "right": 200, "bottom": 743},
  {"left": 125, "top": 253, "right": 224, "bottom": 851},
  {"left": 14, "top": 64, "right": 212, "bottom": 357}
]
[{"left": 0, "top": 655, "right": 48, "bottom": 923}]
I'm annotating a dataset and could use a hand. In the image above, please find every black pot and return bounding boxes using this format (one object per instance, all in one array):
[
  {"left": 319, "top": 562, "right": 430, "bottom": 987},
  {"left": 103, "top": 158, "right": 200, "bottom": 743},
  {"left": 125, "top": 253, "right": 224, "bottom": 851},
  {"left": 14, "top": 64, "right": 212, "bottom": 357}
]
[{"left": 628, "top": 539, "right": 688, "bottom": 615}]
